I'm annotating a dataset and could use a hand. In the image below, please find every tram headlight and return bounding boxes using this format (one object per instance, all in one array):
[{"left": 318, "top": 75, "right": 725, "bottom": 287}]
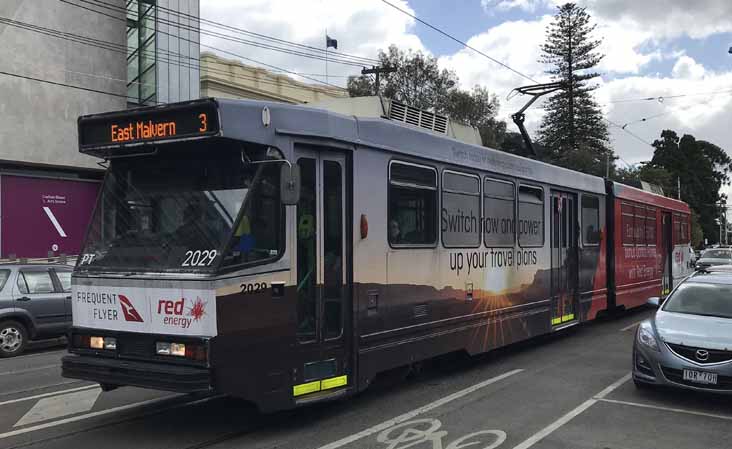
[
  {"left": 89, "top": 336, "right": 116, "bottom": 350},
  {"left": 156, "top": 342, "right": 186, "bottom": 357}
]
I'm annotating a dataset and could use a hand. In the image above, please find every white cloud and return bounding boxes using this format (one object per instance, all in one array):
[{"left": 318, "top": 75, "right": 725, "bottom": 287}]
[
  {"left": 199, "top": 0, "right": 425, "bottom": 87},
  {"left": 481, "top": 0, "right": 552, "bottom": 13},
  {"left": 600, "top": 65, "right": 732, "bottom": 166},
  {"left": 439, "top": 16, "right": 553, "bottom": 129},
  {"left": 672, "top": 55, "right": 706, "bottom": 80},
  {"left": 579, "top": 0, "right": 732, "bottom": 40}
]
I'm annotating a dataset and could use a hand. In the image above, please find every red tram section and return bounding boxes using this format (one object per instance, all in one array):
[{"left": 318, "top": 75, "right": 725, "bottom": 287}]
[{"left": 606, "top": 182, "right": 692, "bottom": 311}]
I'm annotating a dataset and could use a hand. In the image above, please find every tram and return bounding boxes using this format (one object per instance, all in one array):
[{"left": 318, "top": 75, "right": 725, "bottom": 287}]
[{"left": 62, "top": 98, "right": 692, "bottom": 412}]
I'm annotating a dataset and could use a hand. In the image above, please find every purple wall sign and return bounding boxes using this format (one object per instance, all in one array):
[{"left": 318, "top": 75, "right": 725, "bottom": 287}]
[{"left": 1, "top": 175, "right": 100, "bottom": 258}]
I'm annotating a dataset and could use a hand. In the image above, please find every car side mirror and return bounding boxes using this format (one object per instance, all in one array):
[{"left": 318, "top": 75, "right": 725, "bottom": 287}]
[
  {"left": 646, "top": 297, "right": 661, "bottom": 308},
  {"left": 280, "top": 163, "right": 300, "bottom": 206}
]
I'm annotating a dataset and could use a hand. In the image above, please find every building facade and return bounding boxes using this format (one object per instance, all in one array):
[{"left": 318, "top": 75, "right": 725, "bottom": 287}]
[
  {"left": 0, "top": 0, "right": 199, "bottom": 258},
  {"left": 200, "top": 52, "right": 346, "bottom": 104}
]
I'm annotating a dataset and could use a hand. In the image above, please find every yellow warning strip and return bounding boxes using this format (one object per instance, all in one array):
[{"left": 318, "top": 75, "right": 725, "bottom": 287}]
[
  {"left": 293, "top": 380, "right": 320, "bottom": 397},
  {"left": 552, "top": 313, "right": 576, "bottom": 326},
  {"left": 321, "top": 375, "right": 348, "bottom": 391},
  {"left": 293, "top": 375, "right": 349, "bottom": 397}
]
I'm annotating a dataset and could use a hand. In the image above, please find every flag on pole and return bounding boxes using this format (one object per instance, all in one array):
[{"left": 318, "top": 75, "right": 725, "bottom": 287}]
[{"left": 326, "top": 35, "right": 338, "bottom": 49}]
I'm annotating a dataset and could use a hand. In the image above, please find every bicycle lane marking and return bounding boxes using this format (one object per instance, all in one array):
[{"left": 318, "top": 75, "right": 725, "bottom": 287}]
[
  {"left": 316, "top": 368, "right": 524, "bottom": 449},
  {"left": 511, "top": 372, "right": 631, "bottom": 449}
]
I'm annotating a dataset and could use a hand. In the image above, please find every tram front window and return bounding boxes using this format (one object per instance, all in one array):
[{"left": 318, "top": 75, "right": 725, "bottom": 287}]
[{"left": 79, "top": 144, "right": 282, "bottom": 272}]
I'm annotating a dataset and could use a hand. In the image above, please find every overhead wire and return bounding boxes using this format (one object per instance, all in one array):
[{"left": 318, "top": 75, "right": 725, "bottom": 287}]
[
  {"left": 0, "top": 16, "right": 348, "bottom": 96},
  {"left": 609, "top": 88, "right": 732, "bottom": 104},
  {"left": 0, "top": 70, "right": 147, "bottom": 102},
  {"left": 59, "top": 0, "right": 348, "bottom": 89},
  {"left": 92, "top": 0, "right": 379, "bottom": 66},
  {"left": 378, "top": 0, "right": 538, "bottom": 84},
  {"left": 84, "top": 0, "right": 372, "bottom": 69},
  {"left": 377, "top": 0, "right": 662, "bottom": 158}
]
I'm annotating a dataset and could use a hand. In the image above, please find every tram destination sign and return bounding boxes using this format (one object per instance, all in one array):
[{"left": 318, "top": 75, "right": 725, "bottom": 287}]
[{"left": 78, "top": 100, "right": 220, "bottom": 149}]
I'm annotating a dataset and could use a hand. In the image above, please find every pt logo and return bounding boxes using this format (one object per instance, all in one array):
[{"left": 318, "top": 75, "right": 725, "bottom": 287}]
[{"left": 119, "top": 295, "right": 144, "bottom": 322}]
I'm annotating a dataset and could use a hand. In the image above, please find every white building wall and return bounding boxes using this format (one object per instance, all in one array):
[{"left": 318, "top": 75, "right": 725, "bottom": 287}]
[{"left": 0, "top": 0, "right": 127, "bottom": 170}]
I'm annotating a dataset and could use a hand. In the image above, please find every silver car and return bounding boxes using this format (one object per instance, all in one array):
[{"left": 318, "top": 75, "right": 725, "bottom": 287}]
[
  {"left": 695, "top": 248, "right": 732, "bottom": 271},
  {"left": 634, "top": 271, "right": 732, "bottom": 392},
  {"left": 0, "top": 263, "right": 73, "bottom": 357}
]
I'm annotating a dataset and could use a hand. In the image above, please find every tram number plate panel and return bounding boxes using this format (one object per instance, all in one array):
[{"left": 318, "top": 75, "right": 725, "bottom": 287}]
[{"left": 683, "top": 369, "right": 718, "bottom": 385}]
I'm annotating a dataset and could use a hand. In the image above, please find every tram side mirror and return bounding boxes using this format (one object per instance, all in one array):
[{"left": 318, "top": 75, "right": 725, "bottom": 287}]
[
  {"left": 280, "top": 163, "right": 301, "bottom": 205},
  {"left": 646, "top": 297, "right": 660, "bottom": 308}
]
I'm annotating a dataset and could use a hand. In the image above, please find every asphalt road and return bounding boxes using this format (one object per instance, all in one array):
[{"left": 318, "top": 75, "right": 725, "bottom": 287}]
[{"left": 1, "top": 309, "right": 731, "bottom": 449}]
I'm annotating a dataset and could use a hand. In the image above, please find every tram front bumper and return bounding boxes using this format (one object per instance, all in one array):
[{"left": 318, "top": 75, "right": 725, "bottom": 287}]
[{"left": 62, "top": 354, "right": 213, "bottom": 393}]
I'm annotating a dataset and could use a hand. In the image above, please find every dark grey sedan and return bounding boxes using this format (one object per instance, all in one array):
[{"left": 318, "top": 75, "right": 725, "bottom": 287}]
[{"left": 633, "top": 271, "right": 732, "bottom": 392}]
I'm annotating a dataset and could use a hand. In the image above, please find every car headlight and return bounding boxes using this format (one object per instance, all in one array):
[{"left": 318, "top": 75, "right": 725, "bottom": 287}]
[{"left": 638, "top": 321, "right": 659, "bottom": 351}]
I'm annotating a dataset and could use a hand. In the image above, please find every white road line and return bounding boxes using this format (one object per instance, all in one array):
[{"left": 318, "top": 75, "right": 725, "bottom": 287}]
[
  {"left": 14, "top": 387, "right": 101, "bottom": 427},
  {"left": 0, "top": 385, "right": 98, "bottom": 407},
  {"left": 597, "top": 398, "right": 732, "bottom": 421},
  {"left": 0, "top": 394, "right": 188, "bottom": 440},
  {"left": 0, "top": 364, "right": 60, "bottom": 377},
  {"left": 316, "top": 368, "right": 524, "bottom": 449},
  {"left": 620, "top": 320, "right": 644, "bottom": 332},
  {"left": 511, "top": 373, "right": 631, "bottom": 449}
]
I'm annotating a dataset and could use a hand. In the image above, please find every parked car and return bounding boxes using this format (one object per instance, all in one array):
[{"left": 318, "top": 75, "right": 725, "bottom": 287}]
[
  {"left": 0, "top": 262, "right": 73, "bottom": 357},
  {"left": 633, "top": 270, "right": 732, "bottom": 392},
  {"left": 695, "top": 248, "right": 732, "bottom": 271}
]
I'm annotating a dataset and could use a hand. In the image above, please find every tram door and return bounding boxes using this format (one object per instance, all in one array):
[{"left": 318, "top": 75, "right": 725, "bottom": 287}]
[
  {"left": 293, "top": 147, "right": 350, "bottom": 397},
  {"left": 661, "top": 212, "right": 673, "bottom": 296},
  {"left": 550, "top": 191, "right": 579, "bottom": 327}
]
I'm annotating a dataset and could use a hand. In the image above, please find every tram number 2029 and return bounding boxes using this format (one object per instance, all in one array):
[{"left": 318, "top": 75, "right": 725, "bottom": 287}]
[
  {"left": 240, "top": 282, "right": 268, "bottom": 294},
  {"left": 182, "top": 249, "right": 217, "bottom": 267}
]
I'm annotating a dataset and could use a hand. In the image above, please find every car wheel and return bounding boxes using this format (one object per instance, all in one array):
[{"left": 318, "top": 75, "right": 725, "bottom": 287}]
[{"left": 0, "top": 320, "right": 28, "bottom": 358}]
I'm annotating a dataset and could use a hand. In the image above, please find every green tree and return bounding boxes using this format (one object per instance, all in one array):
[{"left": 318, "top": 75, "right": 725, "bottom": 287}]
[
  {"left": 442, "top": 86, "right": 506, "bottom": 147},
  {"left": 347, "top": 45, "right": 506, "bottom": 148},
  {"left": 537, "top": 3, "right": 612, "bottom": 177},
  {"left": 347, "top": 45, "right": 457, "bottom": 110},
  {"left": 646, "top": 130, "right": 732, "bottom": 244}
]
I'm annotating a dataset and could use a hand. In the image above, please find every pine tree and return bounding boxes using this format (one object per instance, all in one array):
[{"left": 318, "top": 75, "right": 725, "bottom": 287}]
[{"left": 537, "top": 3, "right": 612, "bottom": 177}]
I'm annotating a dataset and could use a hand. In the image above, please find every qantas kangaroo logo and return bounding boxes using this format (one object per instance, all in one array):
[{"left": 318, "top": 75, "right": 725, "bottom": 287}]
[{"left": 119, "top": 295, "right": 144, "bottom": 322}]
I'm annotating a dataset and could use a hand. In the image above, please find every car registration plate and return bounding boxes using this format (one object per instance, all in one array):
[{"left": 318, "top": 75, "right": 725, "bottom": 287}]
[{"left": 683, "top": 369, "right": 718, "bottom": 385}]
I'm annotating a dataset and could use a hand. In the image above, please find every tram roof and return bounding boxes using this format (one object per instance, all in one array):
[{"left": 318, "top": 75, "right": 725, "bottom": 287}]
[{"left": 216, "top": 98, "right": 607, "bottom": 195}]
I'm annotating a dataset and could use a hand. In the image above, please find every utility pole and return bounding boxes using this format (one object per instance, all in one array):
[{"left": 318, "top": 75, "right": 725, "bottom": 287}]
[
  {"left": 677, "top": 176, "right": 681, "bottom": 200},
  {"left": 361, "top": 66, "right": 397, "bottom": 96}
]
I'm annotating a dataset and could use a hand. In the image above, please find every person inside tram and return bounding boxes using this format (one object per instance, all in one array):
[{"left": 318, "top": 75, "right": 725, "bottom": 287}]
[{"left": 389, "top": 219, "right": 403, "bottom": 244}]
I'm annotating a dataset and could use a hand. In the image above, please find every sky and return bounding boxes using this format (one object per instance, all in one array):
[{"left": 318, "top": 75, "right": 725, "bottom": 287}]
[{"left": 201, "top": 0, "right": 732, "bottom": 175}]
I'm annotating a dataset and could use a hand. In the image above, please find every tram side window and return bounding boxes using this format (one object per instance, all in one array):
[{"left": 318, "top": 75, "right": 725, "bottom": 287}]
[
  {"left": 645, "top": 207, "right": 657, "bottom": 245},
  {"left": 389, "top": 162, "right": 438, "bottom": 246},
  {"left": 675, "top": 214, "right": 689, "bottom": 244},
  {"left": 518, "top": 185, "right": 544, "bottom": 247},
  {"left": 634, "top": 205, "right": 646, "bottom": 245},
  {"left": 484, "top": 178, "right": 515, "bottom": 247},
  {"left": 673, "top": 214, "right": 683, "bottom": 244},
  {"left": 621, "top": 203, "right": 634, "bottom": 245},
  {"left": 581, "top": 195, "right": 600, "bottom": 245},
  {"left": 442, "top": 171, "right": 481, "bottom": 248}
]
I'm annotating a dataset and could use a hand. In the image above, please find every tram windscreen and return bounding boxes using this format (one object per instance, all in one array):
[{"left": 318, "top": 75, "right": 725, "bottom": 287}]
[{"left": 78, "top": 143, "right": 282, "bottom": 272}]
